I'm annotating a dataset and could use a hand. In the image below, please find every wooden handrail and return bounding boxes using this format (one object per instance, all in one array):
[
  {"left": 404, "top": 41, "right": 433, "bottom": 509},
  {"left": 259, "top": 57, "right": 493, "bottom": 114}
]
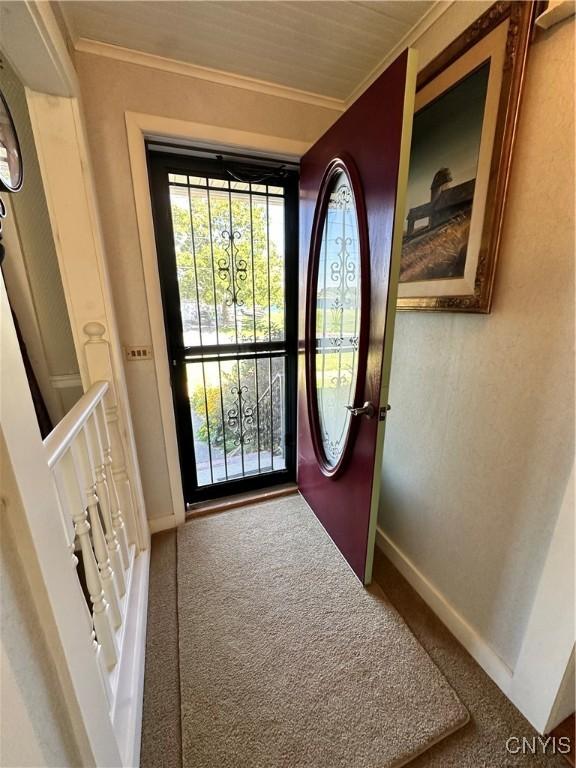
[{"left": 43, "top": 381, "right": 109, "bottom": 468}]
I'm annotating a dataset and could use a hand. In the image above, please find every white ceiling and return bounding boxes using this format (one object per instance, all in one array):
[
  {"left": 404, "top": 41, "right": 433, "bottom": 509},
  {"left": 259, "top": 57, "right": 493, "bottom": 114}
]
[{"left": 60, "top": 1, "right": 435, "bottom": 101}]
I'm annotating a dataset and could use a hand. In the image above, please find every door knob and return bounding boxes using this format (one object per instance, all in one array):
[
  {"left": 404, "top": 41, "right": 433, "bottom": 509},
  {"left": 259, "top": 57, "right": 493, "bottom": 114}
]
[{"left": 345, "top": 401, "right": 375, "bottom": 419}]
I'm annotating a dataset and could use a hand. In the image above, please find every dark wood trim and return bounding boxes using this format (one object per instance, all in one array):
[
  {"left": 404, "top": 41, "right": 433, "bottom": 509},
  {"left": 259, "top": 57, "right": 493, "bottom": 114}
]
[
  {"left": 304, "top": 155, "right": 370, "bottom": 478},
  {"left": 186, "top": 483, "right": 298, "bottom": 519}
]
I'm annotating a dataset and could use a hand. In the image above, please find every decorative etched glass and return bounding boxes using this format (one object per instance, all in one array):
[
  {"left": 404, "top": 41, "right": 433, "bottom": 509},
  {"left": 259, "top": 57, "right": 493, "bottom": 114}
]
[{"left": 315, "top": 170, "right": 361, "bottom": 468}]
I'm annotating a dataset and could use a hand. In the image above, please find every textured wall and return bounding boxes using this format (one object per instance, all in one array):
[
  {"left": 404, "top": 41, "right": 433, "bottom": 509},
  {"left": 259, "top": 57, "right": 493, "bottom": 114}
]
[
  {"left": 0, "top": 56, "right": 81, "bottom": 419},
  {"left": 74, "top": 5, "right": 574, "bottom": 671},
  {"left": 74, "top": 51, "right": 340, "bottom": 519},
  {"left": 0, "top": 434, "right": 81, "bottom": 768},
  {"left": 379, "top": 14, "right": 575, "bottom": 669}
]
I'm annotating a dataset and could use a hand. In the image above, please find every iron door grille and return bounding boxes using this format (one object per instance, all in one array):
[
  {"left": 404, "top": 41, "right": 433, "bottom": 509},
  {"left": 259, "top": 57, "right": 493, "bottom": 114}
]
[{"left": 148, "top": 150, "right": 298, "bottom": 503}]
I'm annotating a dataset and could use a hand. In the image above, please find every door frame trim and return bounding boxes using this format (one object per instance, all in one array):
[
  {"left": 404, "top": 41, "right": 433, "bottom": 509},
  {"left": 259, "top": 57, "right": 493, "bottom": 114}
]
[
  {"left": 125, "top": 111, "right": 310, "bottom": 524},
  {"left": 147, "top": 149, "right": 299, "bottom": 503},
  {"left": 365, "top": 48, "right": 418, "bottom": 584}
]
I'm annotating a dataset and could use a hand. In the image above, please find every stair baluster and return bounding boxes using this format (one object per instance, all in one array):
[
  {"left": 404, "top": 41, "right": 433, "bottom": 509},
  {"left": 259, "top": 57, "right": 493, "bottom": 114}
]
[
  {"left": 95, "top": 398, "right": 130, "bottom": 570},
  {"left": 57, "top": 448, "right": 118, "bottom": 670},
  {"left": 75, "top": 429, "right": 122, "bottom": 630},
  {"left": 84, "top": 321, "right": 142, "bottom": 552},
  {"left": 87, "top": 411, "right": 126, "bottom": 597}
]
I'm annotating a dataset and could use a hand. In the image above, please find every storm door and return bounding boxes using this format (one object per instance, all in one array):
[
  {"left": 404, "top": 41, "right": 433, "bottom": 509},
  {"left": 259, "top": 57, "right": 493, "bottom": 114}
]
[{"left": 148, "top": 150, "right": 298, "bottom": 503}]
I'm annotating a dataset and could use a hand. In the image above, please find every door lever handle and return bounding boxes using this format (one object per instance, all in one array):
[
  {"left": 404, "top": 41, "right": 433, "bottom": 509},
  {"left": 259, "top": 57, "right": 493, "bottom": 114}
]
[{"left": 345, "top": 401, "right": 375, "bottom": 419}]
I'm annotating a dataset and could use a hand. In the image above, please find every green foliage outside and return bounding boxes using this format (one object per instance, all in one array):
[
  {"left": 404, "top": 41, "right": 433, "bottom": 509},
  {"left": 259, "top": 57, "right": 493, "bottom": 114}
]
[
  {"left": 171, "top": 194, "right": 284, "bottom": 341},
  {"left": 189, "top": 358, "right": 283, "bottom": 455},
  {"left": 172, "top": 191, "right": 284, "bottom": 454}
]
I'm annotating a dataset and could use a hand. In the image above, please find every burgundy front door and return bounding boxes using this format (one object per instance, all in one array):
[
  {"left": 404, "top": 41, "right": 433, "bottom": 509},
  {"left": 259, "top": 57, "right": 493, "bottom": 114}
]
[{"left": 298, "top": 50, "right": 417, "bottom": 584}]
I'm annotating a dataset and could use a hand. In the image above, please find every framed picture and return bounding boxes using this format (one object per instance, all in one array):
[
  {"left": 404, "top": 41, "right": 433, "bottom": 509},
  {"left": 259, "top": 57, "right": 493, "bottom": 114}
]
[{"left": 397, "top": 1, "right": 542, "bottom": 312}]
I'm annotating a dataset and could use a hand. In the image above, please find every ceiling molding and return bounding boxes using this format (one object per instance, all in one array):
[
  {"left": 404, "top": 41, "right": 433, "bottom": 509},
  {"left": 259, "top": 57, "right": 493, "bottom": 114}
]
[
  {"left": 344, "top": 0, "right": 454, "bottom": 108},
  {"left": 73, "top": 2, "right": 454, "bottom": 114},
  {"left": 74, "top": 38, "right": 345, "bottom": 112}
]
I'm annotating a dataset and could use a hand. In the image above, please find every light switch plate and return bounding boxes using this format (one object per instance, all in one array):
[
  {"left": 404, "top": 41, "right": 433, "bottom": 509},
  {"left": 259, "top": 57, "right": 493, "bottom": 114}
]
[{"left": 125, "top": 346, "right": 153, "bottom": 362}]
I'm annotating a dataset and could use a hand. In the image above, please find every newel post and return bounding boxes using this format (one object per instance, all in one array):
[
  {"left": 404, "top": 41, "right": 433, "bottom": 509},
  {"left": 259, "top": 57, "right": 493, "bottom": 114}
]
[{"left": 83, "top": 321, "right": 144, "bottom": 551}]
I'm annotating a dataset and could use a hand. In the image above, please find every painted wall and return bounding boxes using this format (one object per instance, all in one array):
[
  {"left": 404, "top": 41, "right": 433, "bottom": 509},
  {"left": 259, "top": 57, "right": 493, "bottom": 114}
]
[
  {"left": 379, "top": 11, "right": 575, "bottom": 670},
  {"left": 0, "top": 436, "right": 81, "bottom": 768},
  {"left": 74, "top": 50, "right": 340, "bottom": 520},
  {"left": 0, "top": 55, "right": 82, "bottom": 424},
  {"left": 74, "top": 2, "right": 573, "bottom": 676}
]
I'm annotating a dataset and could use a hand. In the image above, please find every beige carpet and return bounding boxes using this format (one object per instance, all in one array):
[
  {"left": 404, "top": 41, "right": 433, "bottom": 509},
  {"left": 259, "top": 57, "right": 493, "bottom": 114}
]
[
  {"left": 141, "top": 510, "right": 570, "bottom": 768},
  {"left": 176, "top": 496, "right": 468, "bottom": 768},
  {"left": 140, "top": 531, "right": 182, "bottom": 768},
  {"left": 372, "top": 554, "right": 571, "bottom": 768}
]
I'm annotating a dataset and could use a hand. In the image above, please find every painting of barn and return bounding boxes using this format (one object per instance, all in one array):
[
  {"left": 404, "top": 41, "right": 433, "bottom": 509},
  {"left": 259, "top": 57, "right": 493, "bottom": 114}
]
[{"left": 400, "top": 61, "right": 490, "bottom": 284}]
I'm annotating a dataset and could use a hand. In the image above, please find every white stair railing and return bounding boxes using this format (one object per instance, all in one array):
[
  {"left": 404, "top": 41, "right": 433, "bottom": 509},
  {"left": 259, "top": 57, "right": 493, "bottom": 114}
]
[
  {"left": 43, "top": 381, "right": 134, "bottom": 682},
  {"left": 84, "top": 321, "right": 145, "bottom": 552}
]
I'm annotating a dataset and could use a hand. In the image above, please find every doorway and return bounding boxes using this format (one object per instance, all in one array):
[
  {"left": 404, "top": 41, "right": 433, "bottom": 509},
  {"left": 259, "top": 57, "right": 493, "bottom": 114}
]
[{"left": 148, "top": 149, "right": 298, "bottom": 503}]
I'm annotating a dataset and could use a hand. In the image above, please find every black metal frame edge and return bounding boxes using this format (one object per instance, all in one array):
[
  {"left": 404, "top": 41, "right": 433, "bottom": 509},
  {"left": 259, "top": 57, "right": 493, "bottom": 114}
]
[{"left": 147, "top": 148, "right": 299, "bottom": 504}]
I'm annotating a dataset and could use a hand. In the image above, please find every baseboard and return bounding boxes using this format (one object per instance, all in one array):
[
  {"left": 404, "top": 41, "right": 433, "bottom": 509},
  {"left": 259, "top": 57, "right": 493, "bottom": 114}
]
[
  {"left": 149, "top": 513, "right": 181, "bottom": 534},
  {"left": 375, "top": 525, "right": 513, "bottom": 697},
  {"left": 111, "top": 548, "right": 150, "bottom": 767}
]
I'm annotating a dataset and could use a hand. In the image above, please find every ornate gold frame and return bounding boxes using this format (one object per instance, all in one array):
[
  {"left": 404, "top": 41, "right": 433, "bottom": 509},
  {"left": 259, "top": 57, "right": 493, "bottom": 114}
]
[{"left": 397, "top": 1, "right": 544, "bottom": 313}]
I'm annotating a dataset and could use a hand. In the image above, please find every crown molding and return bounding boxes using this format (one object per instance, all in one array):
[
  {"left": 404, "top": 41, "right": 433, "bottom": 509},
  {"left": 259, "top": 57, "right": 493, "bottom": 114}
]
[
  {"left": 75, "top": 2, "right": 455, "bottom": 115},
  {"left": 344, "top": 0, "right": 454, "bottom": 109},
  {"left": 74, "top": 38, "right": 345, "bottom": 112}
]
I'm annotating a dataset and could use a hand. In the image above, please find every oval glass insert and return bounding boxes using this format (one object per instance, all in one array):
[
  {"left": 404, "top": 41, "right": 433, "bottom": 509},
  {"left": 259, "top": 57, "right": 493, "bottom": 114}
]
[{"left": 315, "top": 169, "right": 362, "bottom": 469}]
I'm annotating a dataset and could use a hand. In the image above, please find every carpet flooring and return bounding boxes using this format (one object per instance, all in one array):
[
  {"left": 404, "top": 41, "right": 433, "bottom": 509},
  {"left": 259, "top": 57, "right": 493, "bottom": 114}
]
[
  {"left": 371, "top": 556, "right": 569, "bottom": 768},
  {"left": 140, "top": 496, "right": 570, "bottom": 768},
  {"left": 176, "top": 497, "right": 467, "bottom": 768},
  {"left": 140, "top": 530, "right": 182, "bottom": 768}
]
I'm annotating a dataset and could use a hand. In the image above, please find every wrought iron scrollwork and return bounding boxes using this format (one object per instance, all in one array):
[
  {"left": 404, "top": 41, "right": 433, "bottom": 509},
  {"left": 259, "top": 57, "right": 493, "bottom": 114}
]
[
  {"left": 219, "top": 230, "right": 247, "bottom": 306},
  {"left": 227, "top": 384, "right": 256, "bottom": 447}
]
